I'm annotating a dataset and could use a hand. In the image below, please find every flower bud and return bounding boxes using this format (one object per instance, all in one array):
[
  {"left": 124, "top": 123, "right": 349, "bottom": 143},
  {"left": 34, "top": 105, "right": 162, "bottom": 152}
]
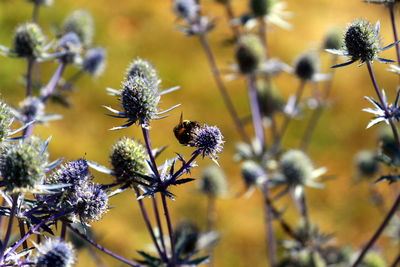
[
  {"left": 0, "top": 137, "right": 48, "bottom": 192},
  {"left": 354, "top": 150, "right": 380, "bottom": 178},
  {"left": 294, "top": 52, "right": 319, "bottom": 81},
  {"left": 324, "top": 28, "right": 343, "bottom": 50},
  {"left": 56, "top": 32, "right": 82, "bottom": 64},
  {"left": 241, "top": 160, "right": 265, "bottom": 187},
  {"left": 35, "top": 238, "right": 76, "bottom": 267},
  {"left": 82, "top": 48, "right": 106, "bottom": 77},
  {"left": 13, "top": 22, "right": 45, "bottom": 58},
  {"left": 173, "top": 221, "right": 200, "bottom": 255},
  {"left": 198, "top": 165, "right": 227, "bottom": 197},
  {"left": 280, "top": 150, "right": 313, "bottom": 186},
  {"left": 236, "top": 34, "right": 265, "bottom": 74},
  {"left": 173, "top": 0, "right": 199, "bottom": 22},
  {"left": 110, "top": 137, "right": 147, "bottom": 186},
  {"left": 126, "top": 58, "right": 160, "bottom": 87},
  {"left": 63, "top": 9, "right": 94, "bottom": 47},
  {"left": 257, "top": 83, "right": 283, "bottom": 117},
  {"left": 19, "top": 97, "right": 44, "bottom": 124},
  {"left": 0, "top": 101, "right": 13, "bottom": 142}
]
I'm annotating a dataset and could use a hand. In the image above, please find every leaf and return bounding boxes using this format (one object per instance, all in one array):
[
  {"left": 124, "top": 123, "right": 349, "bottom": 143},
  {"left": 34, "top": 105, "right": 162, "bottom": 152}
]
[
  {"left": 172, "top": 178, "right": 196, "bottom": 185},
  {"left": 375, "top": 175, "right": 400, "bottom": 184},
  {"left": 87, "top": 161, "right": 114, "bottom": 175},
  {"left": 186, "top": 255, "right": 210, "bottom": 266}
]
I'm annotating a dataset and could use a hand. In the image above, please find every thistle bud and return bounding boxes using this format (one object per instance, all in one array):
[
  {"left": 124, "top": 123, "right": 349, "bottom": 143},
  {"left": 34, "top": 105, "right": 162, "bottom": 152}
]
[
  {"left": 198, "top": 165, "right": 228, "bottom": 197},
  {"left": 19, "top": 97, "right": 44, "bottom": 124},
  {"left": 236, "top": 34, "right": 265, "bottom": 74},
  {"left": 173, "top": 0, "right": 199, "bottom": 22},
  {"left": 378, "top": 126, "right": 399, "bottom": 158},
  {"left": 280, "top": 150, "right": 313, "bottom": 186},
  {"left": 13, "top": 22, "right": 45, "bottom": 58},
  {"left": 34, "top": 238, "right": 76, "bottom": 267},
  {"left": 82, "top": 48, "right": 106, "bottom": 77},
  {"left": 354, "top": 150, "right": 380, "bottom": 178},
  {"left": 241, "top": 160, "right": 265, "bottom": 187},
  {"left": 294, "top": 52, "right": 319, "bottom": 81},
  {"left": 56, "top": 32, "right": 82, "bottom": 64},
  {"left": 324, "top": 28, "right": 343, "bottom": 50},
  {"left": 250, "top": 0, "right": 274, "bottom": 17},
  {"left": 0, "top": 101, "right": 13, "bottom": 142},
  {"left": 63, "top": 9, "right": 94, "bottom": 47},
  {"left": 126, "top": 58, "right": 160, "bottom": 87},
  {"left": 0, "top": 137, "right": 48, "bottom": 192},
  {"left": 344, "top": 20, "right": 381, "bottom": 63},
  {"left": 110, "top": 137, "right": 147, "bottom": 186},
  {"left": 173, "top": 221, "right": 200, "bottom": 255},
  {"left": 121, "top": 75, "right": 160, "bottom": 125}
]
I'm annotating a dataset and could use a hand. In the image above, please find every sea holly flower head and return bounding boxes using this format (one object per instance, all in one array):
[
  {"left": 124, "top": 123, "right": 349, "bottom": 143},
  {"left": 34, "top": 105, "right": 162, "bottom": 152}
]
[
  {"left": 323, "top": 27, "right": 343, "bottom": 50},
  {"left": 126, "top": 58, "right": 160, "bottom": 87},
  {"left": 354, "top": 150, "right": 380, "bottom": 178},
  {"left": 13, "top": 22, "right": 46, "bottom": 58},
  {"left": 82, "top": 48, "right": 106, "bottom": 77},
  {"left": 33, "top": 238, "right": 76, "bottom": 267},
  {"left": 63, "top": 9, "right": 94, "bottom": 47},
  {"left": 0, "top": 101, "right": 14, "bottom": 142},
  {"left": 198, "top": 165, "right": 228, "bottom": 198},
  {"left": 327, "top": 20, "right": 398, "bottom": 68},
  {"left": 235, "top": 34, "right": 265, "bottom": 74},
  {"left": 190, "top": 125, "right": 224, "bottom": 163},
  {"left": 47, "top": 159, "right": 90, "bottom": 185},
  {"left": 293, "top": 52, "right": 320, "bottom": 81}
]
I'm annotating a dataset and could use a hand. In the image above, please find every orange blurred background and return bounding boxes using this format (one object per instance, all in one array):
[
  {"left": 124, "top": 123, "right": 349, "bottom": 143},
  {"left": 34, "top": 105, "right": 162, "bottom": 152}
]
[{"left": 0, "top": 0, "right": 399, "bottom": 266}]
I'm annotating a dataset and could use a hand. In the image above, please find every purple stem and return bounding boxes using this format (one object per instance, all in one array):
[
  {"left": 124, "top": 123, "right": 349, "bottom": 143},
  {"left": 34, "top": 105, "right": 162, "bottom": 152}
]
[
  {"left": 141, "top": 127, "right": 162, "bottom": 183},
  {"left": 223, "top": 1, "right": 240, "bottom": 39},
  {"left": 0, "top": 195, "right": 18, "bottom": 260},
  {"left": 161, "top": 194, "right": 176, "bottom": 267},
  {"left": 166, "top": 150, "right": 201, "bottom": 187},
  {"left": 151, "top": 196, "right": 167, "bottom": 255},
  {"left": 41, "top": 62, "right": 67, "bottom": 102},
  {"left": 26, "top": 58, "right": 34, "bottom": 97},
  {"left": 389, "top": 5, "right": 400, "bottom": 66},
  {"left": 67, "top": 224, "right": 144, "bottom": 267},
  {"left": 261, "top": 184, "right": 277, "bottom": 267}
]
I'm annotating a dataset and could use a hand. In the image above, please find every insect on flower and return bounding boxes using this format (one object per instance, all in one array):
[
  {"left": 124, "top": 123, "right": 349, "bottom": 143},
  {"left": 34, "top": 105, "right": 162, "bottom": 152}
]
[{"left": 173, "top": 113, "right": 200, "bottom": 145}]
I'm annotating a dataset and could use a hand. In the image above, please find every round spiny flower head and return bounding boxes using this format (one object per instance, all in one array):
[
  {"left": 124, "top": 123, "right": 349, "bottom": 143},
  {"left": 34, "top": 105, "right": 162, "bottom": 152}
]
[
  {"left": 324, "top": 27, "right": 343, "bottom": 50},
  {"left": 126, "top": 58, "right": 160, "bottom": 88},
  {"left": 191, "top": 125, "right": 224, "bottom": 159},
  {"left": 13, "top": 22, "right": 45, "bottom": 58},
  {"left": 48, "top": 159, "right": 90, "bottom": 185},
  {"left": 110, "top": 137, "right": 147, "bottom": 186},
  {"left": 56, "top": 32, "right": 82, "bottom": 64},
  {"left": 173, "top": 221, "right": 200, "bottom": 255},
  {"left": 198, "top": 165, "right": 228, "bottom": 197},
  {"left": 241, "top": 160, "right": 265, "bottom": 187},
  {"left": 121, "top": 75, "right": 160, "bottom": 126},
  {"left": 250, "top": 0, "right": 275, "bottom": 17},
  {"left": 63, "top": 9, "right": 94, "bottom": 47},
  {"left": 345, "top": 20, "right": 381, "bottom": 63},
  {"left": 257, "top": 83, "right": 283, "bottom": 117},
  {"left": 173, "top": 0, "right": 199, "bottom": 22},
  {"left": 28, "top": 0, "right": 53, "bottom": 6},
  {"left": 68, "top": 180, "right": 108, "bottom": 223},
  {"left": 280, "top": 150, "right": 313, "bottom": 186},
  {"left": 19, "top": 97, "right": 44, "bottom": 123},
  {"left": 354, "top": 150, "right": 380, "bottom": 178},
  {"left": 0, "top": 101, "right": 13, "bottom": 142},
  {"left": 378, "top": 126, "right": 399, "bottom": 158},
  {"left": 0, "top": 136, "right": 48, "bottom": 192},
  {"left": 82, "top": 48, "right": 106, "bottom": 77},
  {"left": 236, "top": 34, "right": 265, "bottom": 74},
  {"left": 294, "top": 52, "right": 319, "bottom": 81},
  {"left": 34, "top": 238, "right": 76, "bottom": 267}
]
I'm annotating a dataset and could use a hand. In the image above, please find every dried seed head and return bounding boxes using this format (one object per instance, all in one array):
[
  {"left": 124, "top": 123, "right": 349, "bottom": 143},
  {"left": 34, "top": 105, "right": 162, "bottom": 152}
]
[
  {"left": 250, "top": 0, "right": 275, "bottom": 17},
  {"left": 56, "top": 32, "right": 82, "bottom": 64},
  {"left": 68, "top": 180, "right": 108, "bottom": 223},
  {"left": 0, "top": 137, "right": 48, "bottom": 192},
  {"left": 126, "top": 58, "right": 160, "bottom": 87},
  {"left": 48, "top": 159, "right": 90, "bottom": 185},
  {"left": 280, "top": 150, "right": 313, "bottom": 186},
  {"left": 121, "top": 75, "right": 160, "bottom": 125},
  {"left": 344, "top": 20, "right": 381, "bottom": 63},
  {"left": 294, "top": 52, "right": 319, "bottom": 81},
  {"left": 13, "top": 22, "right": 45, "bottom": 58},
  {"left": 191, "top": 125, "right": 224, "bottom": 159},
  {"left": 241, "top": 160, "right": 265, "bottom": 187},
  {"left": 354, "top": 150, "right": 380, "bottom": 178},
  {"left": 324, "top": 27, "right": 343, "bottom": 50},
  {"left": 236, "top": 34, "right": 265, "bottom": 74},
  {"left": 63, "top": 9, "right": 94, "bottom": 47},
  {"left": 0, "top": 101, "right": 13, "bottom": 142},
  {"left": 110, "top": 137, "right": 147, "bottom": 186},
  {"left": 83, "top": 48, "right": 106, "bottom": 77},
  {"left": 35, "top": 238, "right": 76, "bottom": 267},
  {"left": 198, "top": 165, "right": 228, "bottom": 197}
]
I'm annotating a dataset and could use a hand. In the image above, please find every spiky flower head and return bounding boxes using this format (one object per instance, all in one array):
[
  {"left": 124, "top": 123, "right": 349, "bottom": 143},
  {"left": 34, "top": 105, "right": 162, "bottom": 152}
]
[
  {"left": 257, "top": 83, "right": 283, "bottom": 117},
  {"left": 173, "top": 221, "right": 200, "bottom": 255},
  {"left": 83, "top": 48, "right": 106, "bottom": 77},
  {"left": 68, "top": 180, "right": 108, "bottom": 223},
  {"left": 378, "top": 125, "right": 399, "bottom": 157},
  {"left": 34, "top": 238, "right": 76, "bottom": 267},
  {"left": 48, "top": 159, "right": 90, "bottom": 185},
  {"left": 280, "top": 150, "right": 318, "bottom": 187},
  {"left": 28, "top": 0, "right": 53, "bottom": 6},
  {"left": 236, "top": 34, "right": 265, "bottom": 74},
  {"left": 0, "top": 101, "right": 13, "bottom": 142},
  {"left": 13, "top": 22, "right": 45, "bottom": 58},
  {"left": 250, "top": 0, "right": 275, "bottom": 17},
  {"left": 173, "top": 0, "right": 199, "bottom": 23},
  {"left": 324, "top": 27, "right": 343, "bottom": 50},
  {"left": 63, "top": 9, "right": 94, "bottom": 47},
  {"left": 345, "top": 20, "right": 381, "bottom": 63},
  {"left": 191, "top": 125, "right": 224, "bottom": 160},
  {"left": 110, "top": 137, "right": 147, "bottom": 186},
  {"left": 294, "top": 52, "right": 319, "bottom": 81},
  {"left": 198, "top": 165, "right": 228, "bottom": 197},
  {"left": 56, "top": 32, "right": 82, "bottom": 64},
  {"left": 354, "top": 150, "right": 380, "bottom": 178},
  {"left": 126, "top": 58, "right": 160, "bottom": 87},
  {"left": 121, "top": 75, "right": 160, "bottom": 126},
  {"left": 241, "top": 160, "right": 265, "bottom": 187},
  {"left": 18, "top": 97, "right": 44, "bottom": 124},
  {"left": 0, "top": 137, "right": 48, "bottom": 192}
]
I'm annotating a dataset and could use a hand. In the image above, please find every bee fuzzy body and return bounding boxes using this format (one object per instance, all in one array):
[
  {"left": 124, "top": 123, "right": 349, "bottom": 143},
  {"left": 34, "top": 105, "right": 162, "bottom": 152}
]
[{"left": 174, "top": 120, "right": 200, "bottom": 145}]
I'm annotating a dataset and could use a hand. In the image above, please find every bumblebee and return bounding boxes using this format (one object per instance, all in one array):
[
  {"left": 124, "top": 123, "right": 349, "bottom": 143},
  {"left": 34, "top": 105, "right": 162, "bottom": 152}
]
[{"left": 173, "top": 114, "right": 200, "bottom": 145}]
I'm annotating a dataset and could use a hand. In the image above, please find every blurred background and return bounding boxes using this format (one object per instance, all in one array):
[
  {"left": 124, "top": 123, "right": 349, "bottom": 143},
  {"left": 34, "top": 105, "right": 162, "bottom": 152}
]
[{"left": 0, "top": 0, "right": 399, "bottom": 266}]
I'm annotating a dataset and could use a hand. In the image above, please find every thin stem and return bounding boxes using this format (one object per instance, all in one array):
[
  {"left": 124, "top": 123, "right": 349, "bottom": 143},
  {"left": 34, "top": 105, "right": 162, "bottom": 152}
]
[
  {"left": 41, "top": 62, "right": 67, "bottom": 102},
  {"left": 299, "top": 191, "right": 310, "bottom": 236},
  {"left": 223, "top": 2, "right": 240, "bottom": 40},
  {"left": 166, "top": 150, "right": 201, "bottom": 187},
  {"left": 389, "top": 5, "right": 400, "bottom": 66},
  {"left": 151, "top": 196, "right": 167, "bottom": 256},
  {"left": 261, "top": 184, "right": 277, "bottom": 267},
  {"left": 390, "top": 253, "right": 400, "bottom": 267},
  {"left": 32, "top": 3, "right": 39, "bottom": 23},
  {"left": 68, "top": 224, "right": 144, "bottom": 267},
  {"left": 247, "top": 73, "right": 266, "bottom": 150},
  {"left": 141, "top": 127, "right": 162, "bottom": 183},
  {"left": 60, "top": 221, "right": 67, "bottom": 240},
  {"left": 134, "top": 187, "right": 166, "bottom": 262},
  {"left": 198, "top": 33, "right": 251, "bottom": 143},
  {"left": 258, "top": 18, "right": 268, "bottom": 57},
  {"left": 26, "top": 58, "right": 34, "bottom": 97},
  {"left": 0, "top": 195, "right": 18, "bottom": 259},
  {"left": 161, "top": 195, "right": 176, "bottom": 267},
  {"left": 351, "top": 194, "right": 400, "bottom": 267},
  {"left": 17, "top": 219, "right": 28, "bottom": 250},
  {"left": 206, "top": 196, "right": 217, "bottom": 231}
]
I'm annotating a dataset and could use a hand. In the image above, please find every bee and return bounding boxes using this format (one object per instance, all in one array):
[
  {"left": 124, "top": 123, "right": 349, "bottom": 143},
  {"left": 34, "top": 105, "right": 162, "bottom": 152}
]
[{"left": 173, "top": 113, "right": 200, "bottom": 145}]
